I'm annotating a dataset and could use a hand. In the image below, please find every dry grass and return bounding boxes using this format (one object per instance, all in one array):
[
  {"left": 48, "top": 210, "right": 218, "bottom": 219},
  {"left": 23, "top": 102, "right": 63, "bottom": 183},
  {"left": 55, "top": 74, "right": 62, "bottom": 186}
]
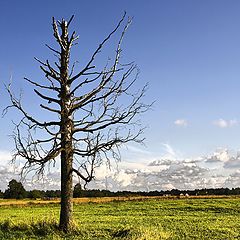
[{"left": 0, "top": 195, "right": 239, "bottom": 207}]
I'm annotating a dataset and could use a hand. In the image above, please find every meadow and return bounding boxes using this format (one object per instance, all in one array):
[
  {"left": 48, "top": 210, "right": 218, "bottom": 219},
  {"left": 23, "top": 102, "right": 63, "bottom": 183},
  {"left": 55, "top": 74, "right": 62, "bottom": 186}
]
[{"left": 0, "top": 196, "right": 239, "bottom": 239}]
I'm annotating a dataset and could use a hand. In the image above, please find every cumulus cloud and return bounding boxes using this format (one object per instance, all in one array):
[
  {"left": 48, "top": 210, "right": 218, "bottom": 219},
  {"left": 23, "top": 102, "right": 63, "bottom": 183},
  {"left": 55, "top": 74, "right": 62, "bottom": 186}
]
[
  {"left": 90, "top": 148, "right": 240, "bottom": 191},
  {"left": 213, "top": 119, "right": 238, "bottom": 128},
  {"left": 204, "top": 148, "right": 240, "bottom": 169},
  {"left": 86, "top": 157, "right": 207, "bottom": 191},
  {"left": 223, "top": 153, "right": 240, "bottom": 169},
  {"left": 224, "top": 170, "right": 240, "bottom": 188},
  {"left": 1, "top": 147, "right": 240, "bottom": 192},
  {"left": 0, "top": 151, "right": 12, "bottom": 164},
  {"left": 148, "top": 159, "right": 172, "bottom": 167},
  {"left": 0, "top": 164, "right": 22, "bottom": 190},
  {"left": 224, "top": 159, "right": 240, "bottom": 169},
  {"left": 205, "top": 148, "right": 230, "bottom": 163},
  {"left": 174, "top": 119, "right": 188, "bottom": 127}
]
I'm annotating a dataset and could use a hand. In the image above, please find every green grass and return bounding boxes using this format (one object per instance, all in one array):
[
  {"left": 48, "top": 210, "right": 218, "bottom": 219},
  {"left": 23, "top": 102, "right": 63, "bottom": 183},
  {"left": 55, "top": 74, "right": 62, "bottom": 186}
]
[{"left": 0, "top": 197, "right": 239, "bottom": 239}]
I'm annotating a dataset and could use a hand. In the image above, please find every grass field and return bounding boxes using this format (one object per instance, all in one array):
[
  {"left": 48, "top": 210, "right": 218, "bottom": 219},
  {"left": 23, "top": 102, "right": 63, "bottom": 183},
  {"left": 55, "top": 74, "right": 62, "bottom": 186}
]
[{"left": 0, "top": 196, "right": 239, "bottom": 239}]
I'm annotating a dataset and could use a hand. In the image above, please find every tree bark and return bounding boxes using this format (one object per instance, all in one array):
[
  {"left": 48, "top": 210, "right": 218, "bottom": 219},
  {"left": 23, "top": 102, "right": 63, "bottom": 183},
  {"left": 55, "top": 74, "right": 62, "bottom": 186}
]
[
  {"left": 59, "top": 21, "right": 73, "bottom": 232},
  {"left": 59, "top": 85, "right": 74, "bottom": 232},
  {"left": 59, "top": 135, "right": 73, "bottom": 232}
]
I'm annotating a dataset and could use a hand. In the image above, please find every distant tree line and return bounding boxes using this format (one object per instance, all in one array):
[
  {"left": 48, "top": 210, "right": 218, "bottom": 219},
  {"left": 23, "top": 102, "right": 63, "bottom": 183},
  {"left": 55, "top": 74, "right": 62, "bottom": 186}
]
[
  {"left": 0, "top": 179, "right": 61, "bottom": 199},
  {"left": 0, "top": 179, "right": 240, "bottom": 199},
  {"left": 72, "top": 187, "right": 240, "bottom": 198}
]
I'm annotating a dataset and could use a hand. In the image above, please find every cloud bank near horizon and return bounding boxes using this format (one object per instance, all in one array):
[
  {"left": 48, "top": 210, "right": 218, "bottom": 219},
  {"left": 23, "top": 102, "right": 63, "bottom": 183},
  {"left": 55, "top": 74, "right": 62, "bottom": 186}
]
[{"left": 0, "top": 147, "right": 240, "bottom": 192}]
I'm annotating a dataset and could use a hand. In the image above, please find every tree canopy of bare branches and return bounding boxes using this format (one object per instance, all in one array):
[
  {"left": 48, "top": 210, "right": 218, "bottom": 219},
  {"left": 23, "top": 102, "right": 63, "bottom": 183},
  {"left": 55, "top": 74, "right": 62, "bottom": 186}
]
[{"left": 5, "top": 13, "right": 150, "bottom": 232}]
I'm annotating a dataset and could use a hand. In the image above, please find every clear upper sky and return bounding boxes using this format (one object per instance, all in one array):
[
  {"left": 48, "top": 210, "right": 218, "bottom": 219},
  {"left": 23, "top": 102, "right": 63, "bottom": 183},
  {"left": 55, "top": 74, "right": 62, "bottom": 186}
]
[{"left": 1, "top": 1, "right": 240, "bottom": 190}]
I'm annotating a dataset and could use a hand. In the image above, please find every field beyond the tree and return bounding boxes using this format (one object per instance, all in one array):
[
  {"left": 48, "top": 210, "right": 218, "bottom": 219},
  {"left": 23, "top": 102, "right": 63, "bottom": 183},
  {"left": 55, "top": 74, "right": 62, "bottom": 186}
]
[{"left": 0, "top": 196, "right": 239, "bottom": 239}]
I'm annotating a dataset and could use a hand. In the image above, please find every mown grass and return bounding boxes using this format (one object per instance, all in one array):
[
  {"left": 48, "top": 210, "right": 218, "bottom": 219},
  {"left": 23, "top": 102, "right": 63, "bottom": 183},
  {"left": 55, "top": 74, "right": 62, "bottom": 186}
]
[{"left": 0, "top": 197, "right": 239, "bottom": 239}]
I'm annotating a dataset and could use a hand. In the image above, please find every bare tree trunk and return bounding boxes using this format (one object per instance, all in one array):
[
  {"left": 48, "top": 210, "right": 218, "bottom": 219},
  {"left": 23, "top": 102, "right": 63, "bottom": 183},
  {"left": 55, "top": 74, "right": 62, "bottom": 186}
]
[
  {"left": 59, "top": 94, "right": 74, "bottom": 231},
  {"left": 59, "top": 139, "right": 73, "bottom": 232},
  {"left": 59, "top": 22, "right": 73, "bottom": 232},
  {"left": 59, "top": 81, "right": 74, "bottom": 231}
]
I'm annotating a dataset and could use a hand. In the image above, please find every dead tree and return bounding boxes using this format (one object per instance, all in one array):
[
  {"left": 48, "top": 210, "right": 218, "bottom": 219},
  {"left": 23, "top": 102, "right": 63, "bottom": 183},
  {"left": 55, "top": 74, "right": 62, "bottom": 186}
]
[{"left": 5, "top": 13, "right": 150, "bottom": 232}]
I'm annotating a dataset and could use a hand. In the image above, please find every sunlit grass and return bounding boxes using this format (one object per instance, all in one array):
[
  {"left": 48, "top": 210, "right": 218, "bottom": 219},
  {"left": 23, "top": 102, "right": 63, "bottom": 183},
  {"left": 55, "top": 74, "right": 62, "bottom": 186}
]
[{"left": 0, "top": 197, "right": 239, "bottom": 239}]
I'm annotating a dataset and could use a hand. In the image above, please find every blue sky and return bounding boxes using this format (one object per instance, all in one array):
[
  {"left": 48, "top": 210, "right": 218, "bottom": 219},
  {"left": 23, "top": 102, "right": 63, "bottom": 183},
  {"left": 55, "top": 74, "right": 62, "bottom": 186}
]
[{"left": 1, "top": 1, "right": 240, "bottom": 190}]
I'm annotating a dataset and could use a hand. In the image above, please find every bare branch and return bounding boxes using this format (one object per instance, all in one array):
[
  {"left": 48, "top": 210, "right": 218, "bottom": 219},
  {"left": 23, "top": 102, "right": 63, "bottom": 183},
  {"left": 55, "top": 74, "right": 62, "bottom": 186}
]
[
  {"left": 52, "top": 17, "right": 65, "bottom": 50},
  {"left": 24, "top": 77, "right": 60, "bottom": 92},
  {"left": 67, "top": 15, "right": 74, "bottom": 27},
  {"left": 4, "top": 83, "right": 60, "bottom": 127},
  {"left": 40, "top": 104, "right": 61, "bottom": 113},
  {"left": 69, "top": 11, "right": 127, "bottom": 84},
  {"left": 34, "top": 89, "right": 60, "bottom": 104},
  {"left": 45, "top": 44, "right": 61, "bottom": 55}
]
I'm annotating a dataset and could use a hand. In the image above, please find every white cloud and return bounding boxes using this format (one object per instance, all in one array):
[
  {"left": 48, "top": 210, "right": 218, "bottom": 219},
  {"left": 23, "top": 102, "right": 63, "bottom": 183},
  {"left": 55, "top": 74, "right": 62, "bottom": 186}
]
[
  {"left": 114, "top": 169, "right": 136, "bottom": 187},
  {"left": 0, "top": 163, "right": 22, "bottom": 190},
  {"left": 0, "top": 150, "right": 12, "bottom": 165},
  {"left": 224, "top": 170, "right": 240, "bottom": 188},
  {"left": 205, "top": 148, "right": 230, "bottom": 163},
  {"left": 162, "top": 143, "right": 176, "bottom": 158},
  {"left": 125, "top": 145, "right": 152, "bottom": 155},
  {"left": 174, "top": 119, "right": 188, "bottom": 127},
  {"left": 90, "top": 147, "right": 240, "bottom": 191},
  {"left": 1, "top": 147, "right": 240, "bottom": 192},
  {"left": 213, "top": 119, "right": 238, "bottom": 128},
  {"left": 157, "top": 143, "right": 179, "bottom": 161}
]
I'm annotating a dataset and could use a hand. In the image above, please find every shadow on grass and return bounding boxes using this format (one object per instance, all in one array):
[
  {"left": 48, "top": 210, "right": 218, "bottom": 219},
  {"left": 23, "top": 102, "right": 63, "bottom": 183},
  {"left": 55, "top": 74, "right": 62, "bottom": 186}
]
[
  {"left": 0, "top": 219, "right": 57, "bottom": 237},
  {"left": 0, "top": 219, "right": 85, "bottom": 239},
  {"left": 0, "top": 220, "right": 171, "bottom": 240}
]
